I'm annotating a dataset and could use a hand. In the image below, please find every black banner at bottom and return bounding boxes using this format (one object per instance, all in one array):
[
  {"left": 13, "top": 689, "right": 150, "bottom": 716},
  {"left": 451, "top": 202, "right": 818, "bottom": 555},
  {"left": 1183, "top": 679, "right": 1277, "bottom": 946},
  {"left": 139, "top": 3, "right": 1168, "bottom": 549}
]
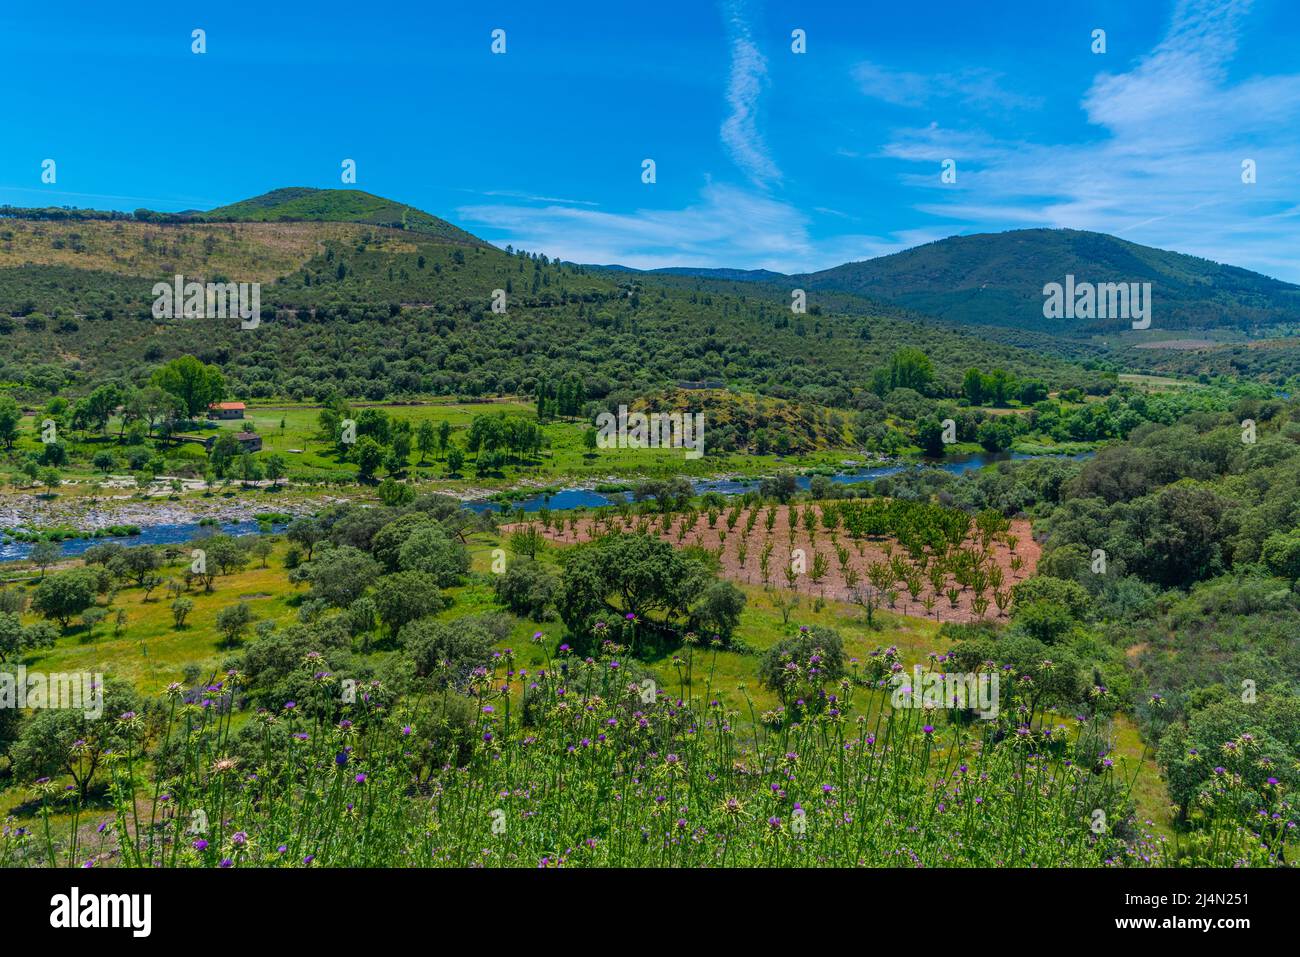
[{"left": 6, "top": 865, "right": 1292, "bottom": 943}]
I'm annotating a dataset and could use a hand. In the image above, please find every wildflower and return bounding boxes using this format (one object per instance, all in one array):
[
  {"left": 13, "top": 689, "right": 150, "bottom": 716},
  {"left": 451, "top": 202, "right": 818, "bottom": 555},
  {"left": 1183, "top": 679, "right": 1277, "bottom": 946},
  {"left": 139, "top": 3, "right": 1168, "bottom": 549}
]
[{"left": 718, "top": 797, "right": 745, "bottom": 817}]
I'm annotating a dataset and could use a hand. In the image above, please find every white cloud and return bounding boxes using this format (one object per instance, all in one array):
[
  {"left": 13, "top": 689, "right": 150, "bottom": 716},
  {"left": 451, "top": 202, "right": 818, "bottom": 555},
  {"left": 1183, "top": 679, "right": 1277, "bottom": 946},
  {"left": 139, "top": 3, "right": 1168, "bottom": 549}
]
[
  {"left": 462, "top": 188, "right": 600, "bottom": 207},
  {"left": 852, "top": 61, "right": 1043, "bottom": 112},
  {"left": 456, "top": 0, "right": 1300, "bottom": 283},
  {"left": 876, "top": 0, "right": 1300, "bottom": 281},
  {"left": 458, "top": 182, "right": 944, "bottom": 273},
  {"left": 719, "top": 0, "right": 781, "bottom": 189}
]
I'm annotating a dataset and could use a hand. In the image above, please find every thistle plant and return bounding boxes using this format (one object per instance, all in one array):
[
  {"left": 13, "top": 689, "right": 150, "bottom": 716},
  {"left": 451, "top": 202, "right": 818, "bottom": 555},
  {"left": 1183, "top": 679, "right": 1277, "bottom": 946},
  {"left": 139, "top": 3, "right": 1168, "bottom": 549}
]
[{"left": 2, "top": 641, "right": 1288, "bottom": 869}]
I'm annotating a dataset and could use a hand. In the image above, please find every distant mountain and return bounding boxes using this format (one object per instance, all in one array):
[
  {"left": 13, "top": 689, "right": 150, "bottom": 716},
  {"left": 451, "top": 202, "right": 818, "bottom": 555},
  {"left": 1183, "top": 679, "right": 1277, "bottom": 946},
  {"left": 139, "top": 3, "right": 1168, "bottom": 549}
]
[
  {"left": 598, "top": 229, "right": 1300, "bottom": 334},
  {"left": 200, "top": 187, "right": 487, "bottom": 246},
  {"left": 800, "top": 229, "right": 1300, "bottom": 333}
]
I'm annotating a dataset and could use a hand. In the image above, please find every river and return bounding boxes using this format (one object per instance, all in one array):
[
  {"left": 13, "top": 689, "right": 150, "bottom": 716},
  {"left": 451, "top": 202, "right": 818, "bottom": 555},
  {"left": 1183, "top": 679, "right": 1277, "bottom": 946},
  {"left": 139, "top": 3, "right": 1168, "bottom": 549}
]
[
  {"left": 4, "top": 450, "right": 1091, "bottom": 560},
  {"left": 464, "top": 450, "right": 1093, "bottom": 514}
]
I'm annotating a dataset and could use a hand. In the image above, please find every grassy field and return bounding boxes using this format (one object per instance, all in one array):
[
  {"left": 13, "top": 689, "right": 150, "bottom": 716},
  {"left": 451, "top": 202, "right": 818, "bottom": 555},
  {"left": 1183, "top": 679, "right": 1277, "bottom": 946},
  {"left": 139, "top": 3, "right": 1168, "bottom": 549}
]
[
  {"left": 7, "top": 395, "right": 880, "bottom": 498},
  {"left": 1, "top": 522, "right": 1177, "bottom": 841}
]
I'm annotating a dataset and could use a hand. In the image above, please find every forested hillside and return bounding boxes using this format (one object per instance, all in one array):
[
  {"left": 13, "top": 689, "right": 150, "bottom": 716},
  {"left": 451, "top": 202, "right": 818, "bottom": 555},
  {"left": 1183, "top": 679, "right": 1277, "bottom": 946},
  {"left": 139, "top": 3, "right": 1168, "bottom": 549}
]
[
  {"left": 607, "top": 228, "right": 1300, "bottom": 336},
  {"left": 0, "top": 194, "right": 1106, "bottom": 407}
]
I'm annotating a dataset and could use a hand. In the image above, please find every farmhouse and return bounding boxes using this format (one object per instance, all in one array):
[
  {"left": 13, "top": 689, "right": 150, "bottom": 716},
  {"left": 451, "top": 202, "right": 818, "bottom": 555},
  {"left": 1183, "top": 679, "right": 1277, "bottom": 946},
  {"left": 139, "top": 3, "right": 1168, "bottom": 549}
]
[
  {"left": 208, "top": 401, "right": 246, "bottom": 419},
  {"left": 204, "top": 431, "right": 262, "bottom": 453}
]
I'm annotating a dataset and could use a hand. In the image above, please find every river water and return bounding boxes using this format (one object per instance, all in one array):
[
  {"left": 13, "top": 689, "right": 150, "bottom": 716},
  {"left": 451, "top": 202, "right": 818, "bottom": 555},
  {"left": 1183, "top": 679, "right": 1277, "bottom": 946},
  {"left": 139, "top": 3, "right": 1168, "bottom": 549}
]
[
  {"left": 464, "top": 450, "right": 1092, "bottom": 514},
  {"left": 3, "top": 450, "right": 1091, "bottom": 561},
  {"left": 0, "top": 521, "right": 283, "bottom": 563}
]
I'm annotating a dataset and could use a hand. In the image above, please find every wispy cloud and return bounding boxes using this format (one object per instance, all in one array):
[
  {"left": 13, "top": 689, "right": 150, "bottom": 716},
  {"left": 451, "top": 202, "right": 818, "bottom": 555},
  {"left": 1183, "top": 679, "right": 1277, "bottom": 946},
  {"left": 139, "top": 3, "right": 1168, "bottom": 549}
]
[
  {"left": 852, "top": 61, "right": 1043, "bottom": 112},
  {"left": 719, "top": 0, "right": 781, "bottom": 189},
  {"left": 457, "top": 188, "right": 600, "bottom": 207},
  {"left": 459, "top": 182, "right": 943, "bottom": 272},
  {"left": 875, "top": 0, "right": 1300, "bottom": 280},
  {"left": 457, "top": 0, "right": 1299, "bottom": 282}
]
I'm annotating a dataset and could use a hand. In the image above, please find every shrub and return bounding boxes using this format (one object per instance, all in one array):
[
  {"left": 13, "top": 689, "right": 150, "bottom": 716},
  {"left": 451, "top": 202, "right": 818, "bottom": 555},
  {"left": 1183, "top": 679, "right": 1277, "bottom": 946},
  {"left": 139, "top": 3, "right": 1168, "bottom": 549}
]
[
  {"left": 493, "top": 559, "right": 558, "bottom": 619},
  {"left": 757, "top": 625, "right": 846, "bottom": 708},
  {"left": 31, "top": 568, "right": 99, "bottom": 627},
  {"left": 171, "top": 596, "right": 194, "bottom": 628},
  {"left": 398, "top": 616, "right": 499, "bottom": 688},
  {"left": 397, "top": 524, "right": 469, "bottom": 587}
]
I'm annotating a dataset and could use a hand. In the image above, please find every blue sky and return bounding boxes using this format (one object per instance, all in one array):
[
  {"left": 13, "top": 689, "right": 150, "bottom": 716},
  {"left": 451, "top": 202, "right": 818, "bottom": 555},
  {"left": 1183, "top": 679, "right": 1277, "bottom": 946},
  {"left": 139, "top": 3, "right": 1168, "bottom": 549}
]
[{"left": 2, "top": 0, "right": 1298, "bottom": 279}]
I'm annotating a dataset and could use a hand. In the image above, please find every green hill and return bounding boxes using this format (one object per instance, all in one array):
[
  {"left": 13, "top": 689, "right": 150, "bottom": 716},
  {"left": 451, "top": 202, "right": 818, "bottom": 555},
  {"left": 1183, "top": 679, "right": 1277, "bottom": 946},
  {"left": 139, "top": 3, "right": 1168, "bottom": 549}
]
[
  {"left": 604, "top": 228, "right": 1300, "bottom": 336},
  {"left": 200, "top": 187, "right": 487, "bottom": 246},
  {"left": 0, "top": 188, "right": 1106, "bottom": 406},
  {"left": 797, "top": 228, "right": 1300, "bottom": 334}
]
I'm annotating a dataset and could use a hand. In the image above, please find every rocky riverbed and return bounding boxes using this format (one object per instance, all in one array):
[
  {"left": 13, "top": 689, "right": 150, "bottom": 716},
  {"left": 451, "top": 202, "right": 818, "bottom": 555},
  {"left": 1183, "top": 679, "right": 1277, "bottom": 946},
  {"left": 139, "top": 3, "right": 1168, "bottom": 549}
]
[{"left": 0, "top": 491, "right": 335, "bottom": 532}]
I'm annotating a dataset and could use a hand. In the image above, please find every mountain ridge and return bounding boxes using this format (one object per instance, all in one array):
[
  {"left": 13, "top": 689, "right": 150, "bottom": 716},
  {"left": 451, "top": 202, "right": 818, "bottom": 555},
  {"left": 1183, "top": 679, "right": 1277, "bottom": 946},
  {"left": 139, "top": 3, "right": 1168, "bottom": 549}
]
[
  {"left": 5, "top": 188, "right": 1298, "bottom": 334},
  {"left": 588, "top": 227, "right": 1300, "bottom": 334}
]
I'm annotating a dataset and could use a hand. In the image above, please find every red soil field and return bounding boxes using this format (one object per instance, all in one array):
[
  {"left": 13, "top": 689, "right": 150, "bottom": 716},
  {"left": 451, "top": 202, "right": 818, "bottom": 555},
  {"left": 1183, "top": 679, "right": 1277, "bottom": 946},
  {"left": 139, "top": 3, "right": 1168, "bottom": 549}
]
[{"left": 502, "top": 504, "right": 1039, "bottom": 625}]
